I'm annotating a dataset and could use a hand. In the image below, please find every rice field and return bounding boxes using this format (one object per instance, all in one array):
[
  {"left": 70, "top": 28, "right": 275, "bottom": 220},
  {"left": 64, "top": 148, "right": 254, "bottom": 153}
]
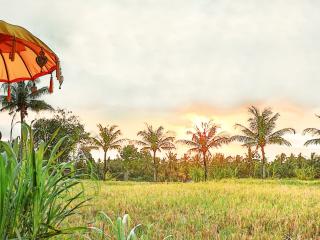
[{"left": 64, "top": 179, "right": 320, "bottom": 239}]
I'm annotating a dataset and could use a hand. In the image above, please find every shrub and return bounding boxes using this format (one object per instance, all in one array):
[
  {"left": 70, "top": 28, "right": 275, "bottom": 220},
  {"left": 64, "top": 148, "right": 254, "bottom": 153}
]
[
  {"left": 189, "top": 167, "right": 204, "bottom": 182},
  {"left": 295, "top": 167, "right": 316, "bottom": 180},
  {"left": 209, "top": 166, "right": 237, "bottom": 179},
  {"left": 0, "top": 125, "right": 87, "bottom": 239},
  {"left": 87, "top": 212, "right": 173, "bottom": 240},
  {"left": 87, "top": 212, "right": 142, "bottom": 240}
]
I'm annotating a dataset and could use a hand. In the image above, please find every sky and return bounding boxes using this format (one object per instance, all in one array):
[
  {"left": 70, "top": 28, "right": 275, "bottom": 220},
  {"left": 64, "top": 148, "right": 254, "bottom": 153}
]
[{"left": 1, "top": 0, "right": 320, "bottom": 160}]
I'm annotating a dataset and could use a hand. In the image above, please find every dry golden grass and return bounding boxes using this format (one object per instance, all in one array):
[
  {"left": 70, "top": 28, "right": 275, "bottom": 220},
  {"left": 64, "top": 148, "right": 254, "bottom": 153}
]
[{"left": 63, "top": 179, "right": 320, "bottom": 239}]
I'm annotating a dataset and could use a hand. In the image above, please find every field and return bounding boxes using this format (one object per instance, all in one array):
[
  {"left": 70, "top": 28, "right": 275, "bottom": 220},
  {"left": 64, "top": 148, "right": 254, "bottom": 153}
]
[{"left": 65, "top": 179, "right": 320, "bottom": 240}]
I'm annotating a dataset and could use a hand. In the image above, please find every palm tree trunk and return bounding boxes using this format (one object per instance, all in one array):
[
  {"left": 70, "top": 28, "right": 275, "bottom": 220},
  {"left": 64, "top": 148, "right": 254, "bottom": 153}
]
[
  {"left": 261, "top": 146, "right": 266, "bottom": 179},
  {"left": 10, "top": 112, "right": 16, "bottom": 142},
  {"left": 153, "top": 150, "right": 157, "bottom": 182},
  {"left": 103, "top": 151, "right": 107, "bottom": 180},
  {"left": 20, "top": 109, "right": 25, "bottom": 138},
  {"left": 203, "top": 152, "right": 208, "bottom": 181},
  {"left": 19, "top": 109, "right": 25, "bottom": 161}
]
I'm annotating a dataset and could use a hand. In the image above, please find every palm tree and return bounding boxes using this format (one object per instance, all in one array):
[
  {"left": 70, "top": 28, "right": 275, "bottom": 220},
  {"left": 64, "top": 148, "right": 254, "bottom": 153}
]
[
  {"left": 177, "top": 121, "right": 230, "bottom": 181},
  {"left": 91, "top": 124, "right": 125, "bottom": 180},
  {"left": 0, "top": 80, "right": 53, "bottom": 137},
  {"left": 303, "top": 115, "right": 320, "bottom": 146},
  {"left": 232, "top": 106, "right": 295, "bottom": 178},
  {"left": 136, "top": 124, "right": 175, "bottom": 182}
]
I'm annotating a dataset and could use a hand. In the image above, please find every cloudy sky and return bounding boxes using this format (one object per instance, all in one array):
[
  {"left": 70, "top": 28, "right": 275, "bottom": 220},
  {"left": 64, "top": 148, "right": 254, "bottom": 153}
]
[{"left": 2, "top": 0, "right": 320, "bottom": 159}]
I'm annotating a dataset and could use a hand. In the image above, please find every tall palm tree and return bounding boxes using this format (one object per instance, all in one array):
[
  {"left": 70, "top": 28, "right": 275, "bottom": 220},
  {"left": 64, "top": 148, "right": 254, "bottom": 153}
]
[
  {"left": 91, "top": 124, "right": 125, "bottom": 180},
  {"left": 136, "top": 124, "right": 175, "bottom": 182},
  {"left": 177, "top": 121, "right": 230, "bottom": 181},
  {"left": 232, "top": 106, "right": 295, "bottom": 178},
  {"left": 0, "top": 80, "right": 53, "bottom": 137},
  {"left": 303, "top": 115, "right": 320, "bottom": 146}
]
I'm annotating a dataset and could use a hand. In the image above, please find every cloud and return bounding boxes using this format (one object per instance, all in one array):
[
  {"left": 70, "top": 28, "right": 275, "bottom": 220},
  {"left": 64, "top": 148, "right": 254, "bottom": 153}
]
[{"left": 1, "top": 0, "right": 320, "bottom": 158}]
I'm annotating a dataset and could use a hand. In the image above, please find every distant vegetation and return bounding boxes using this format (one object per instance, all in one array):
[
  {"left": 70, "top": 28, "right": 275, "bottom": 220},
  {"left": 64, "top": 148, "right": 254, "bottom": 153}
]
[
  {"left": 26, "top": 106, "right": 320, "bottom": 182},
  {"left": 0, "top": 85, "right": 319, "bottom": 182}
]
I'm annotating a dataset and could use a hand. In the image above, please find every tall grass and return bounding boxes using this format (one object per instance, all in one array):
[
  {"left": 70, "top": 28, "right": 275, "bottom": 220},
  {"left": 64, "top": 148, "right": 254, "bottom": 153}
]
[
  {"left": 62, "top": 180, "right": 320, "bottom": 239},
  {"left": 0, "top": 124, "right": 87, "bottom": 239}
]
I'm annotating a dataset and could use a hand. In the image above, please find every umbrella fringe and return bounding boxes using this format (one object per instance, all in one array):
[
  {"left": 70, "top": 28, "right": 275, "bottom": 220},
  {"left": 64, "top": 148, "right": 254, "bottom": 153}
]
[{"left": 49, "top": 74, "right": 53, "bottom": 93}]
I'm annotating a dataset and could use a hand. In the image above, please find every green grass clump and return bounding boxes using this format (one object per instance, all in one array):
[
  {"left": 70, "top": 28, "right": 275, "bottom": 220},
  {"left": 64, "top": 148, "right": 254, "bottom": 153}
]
[{"left": 0, "top": 125, "right": 87, "bottom": 239}]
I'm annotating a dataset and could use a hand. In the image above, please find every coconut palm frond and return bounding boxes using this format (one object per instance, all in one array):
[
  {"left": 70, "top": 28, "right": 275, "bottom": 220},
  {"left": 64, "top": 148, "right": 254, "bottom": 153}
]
[
  {"left": 176, "top": 139, "right": 198, "bottom": 147},
  {"left": 235, "top": 124, "right": 255, "bottom": 137},
  {"left": 230, "top": 135, "right": 255, "bottom": 143},
  {"left": 209, "top": 136, "right": 231, "bottom": 148},
  {"left": 265, "top": 112, "right": 280, "bottom": 134},
  {"left": 268, "top": 128, "right": 295, "bottom": 139},
  {"left": 112, "top": 138, "right": 127, "bottom": 145},
  {"left": 248, "top": 106, "right": 260, "bottom": 118},
  {"left": 160, "top": 144, "right": 175, "bottom": 151},
  {"left": 91, "top": 137, "right": 104, "bottom": 148},
  {"left": 187, "top": 147, "right": 200, "bottom": 154},
  {"left": 137, "top": 124, "right": 175, "bottom": 154},
  {"left": 30, "top": 87, "right": 50, "bottom": 99},
  {"left": 161, "top": 136, "right": 175, "bottom": 143},
  {"left": 28, "top": 100, "right": 54, "bottom": 112},
  {"left": 140, "top": 146, "right": 152, "bottom": 152},
  {"left": 134, "top": 140, "right": 148, "bottom": 146},
  {"left": 261, "top": 107, "right": 273, "bottom": 119},
  {"left": 156, "top": 126, "right": 164, "bottom": 136},
  {"left": 303, "top": 128, "right": 320, "bottom": 136},
  {"left": 268, "top": 136, "right": 292, "bottom": 146},
  {"left": 304, "top": 138, "right": 320, "bottom": 146}
]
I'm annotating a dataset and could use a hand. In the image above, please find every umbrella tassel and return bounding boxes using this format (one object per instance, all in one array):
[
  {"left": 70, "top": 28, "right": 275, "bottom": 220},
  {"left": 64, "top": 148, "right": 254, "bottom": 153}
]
[
  {"left": 7, "top": 84, "right": 11, "bottom": 102},
  {"left": 9, "top": 37, "right": 16, "bottom": 61},
  {"left": 49, "top": 74, "right": 53, "bottom": 93},
  {"left": 55, "top": 58, "right": 64, "bottom": 89},
  {"left": 56, "top": 59, "right": 61, "bottom": 80}
]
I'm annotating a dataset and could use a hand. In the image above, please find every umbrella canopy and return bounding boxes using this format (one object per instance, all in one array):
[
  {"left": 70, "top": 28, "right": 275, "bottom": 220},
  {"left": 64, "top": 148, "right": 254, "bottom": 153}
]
[{"left": 0, "top": 20, "right": 63, "bottom": 100}]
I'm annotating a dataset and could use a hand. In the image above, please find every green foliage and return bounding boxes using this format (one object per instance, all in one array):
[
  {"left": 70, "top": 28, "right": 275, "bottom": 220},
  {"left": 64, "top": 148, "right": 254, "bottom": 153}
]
[
  {"left": 33, "top": 109, "right": 91, "bottom": 163},
  {"left": 0, "top": 124, "right": 87, "bottom": 239},
  {"left": 107, "top": 152, "right": 320, "bottom": 182},
  {"left": 104, "top": 171, "right": 116, "bottom": 181},
  {"left": 87, "top": 212, "right": 143, "bottom": 240},
  {"left": 109, "top": 148, "right": 154, "bottom": 182},
  {"left": 295, "top": 167, "right": 317, "bottom": 180},
  {"left": 189, "top": 167, "right": 204, "bottom": 182},
  {"left": 209, "top": 165, "right": 237, "bottom": 179},
  {"left": 86, "top": 212, "right": 173, "bottom": 240}
]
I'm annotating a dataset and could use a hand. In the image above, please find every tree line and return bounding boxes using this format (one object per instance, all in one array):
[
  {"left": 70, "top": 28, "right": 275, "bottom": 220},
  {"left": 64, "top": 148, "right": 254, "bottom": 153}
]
[
  {"left": 29, "top": 107, "right": 320, "bottom": 182},
  {"left": 1, "top": 82, "right": 320, "bottom": 182}
]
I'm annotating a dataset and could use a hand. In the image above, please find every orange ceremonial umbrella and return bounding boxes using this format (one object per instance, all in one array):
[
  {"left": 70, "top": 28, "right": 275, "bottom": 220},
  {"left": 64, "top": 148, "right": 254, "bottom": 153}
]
[{"left": 0, "top": 20, "right": 63, "bottom": 101}]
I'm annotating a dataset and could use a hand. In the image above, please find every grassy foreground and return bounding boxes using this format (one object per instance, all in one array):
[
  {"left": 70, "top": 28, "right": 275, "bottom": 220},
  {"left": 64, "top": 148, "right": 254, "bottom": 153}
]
[{"left": 65, "top": 179, "right": 320, "bottom": 239}]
